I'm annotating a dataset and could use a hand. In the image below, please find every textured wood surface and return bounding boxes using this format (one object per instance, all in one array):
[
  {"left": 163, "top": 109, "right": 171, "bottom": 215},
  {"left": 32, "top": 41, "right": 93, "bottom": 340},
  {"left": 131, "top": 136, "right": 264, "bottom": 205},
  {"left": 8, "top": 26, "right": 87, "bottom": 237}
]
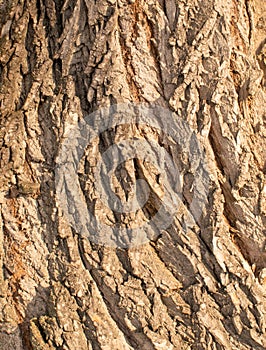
[{"left": 0, "top": 0, "right": 266, "bottom": 349}]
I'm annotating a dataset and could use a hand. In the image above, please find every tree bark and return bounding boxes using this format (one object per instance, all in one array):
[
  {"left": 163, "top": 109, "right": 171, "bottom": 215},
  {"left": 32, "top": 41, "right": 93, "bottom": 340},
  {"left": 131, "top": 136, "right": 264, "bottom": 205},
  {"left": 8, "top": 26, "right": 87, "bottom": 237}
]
[{"left": 0, "top": 0, "right": 266, "bottom": 349}]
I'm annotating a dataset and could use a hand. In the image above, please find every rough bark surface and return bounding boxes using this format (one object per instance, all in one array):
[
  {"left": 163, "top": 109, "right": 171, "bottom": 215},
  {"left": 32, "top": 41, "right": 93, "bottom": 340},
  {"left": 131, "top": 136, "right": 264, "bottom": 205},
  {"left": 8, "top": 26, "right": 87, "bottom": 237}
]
[{"left": 0, "top": 0, "right": 266, "bottom": 349}]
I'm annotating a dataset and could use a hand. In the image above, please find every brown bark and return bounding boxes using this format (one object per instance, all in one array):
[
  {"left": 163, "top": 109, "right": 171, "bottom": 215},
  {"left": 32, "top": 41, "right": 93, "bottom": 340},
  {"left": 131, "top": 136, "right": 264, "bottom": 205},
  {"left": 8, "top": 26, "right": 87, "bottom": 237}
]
[{"left": 0, "top": 0, "right": 266, "bottom": 349}]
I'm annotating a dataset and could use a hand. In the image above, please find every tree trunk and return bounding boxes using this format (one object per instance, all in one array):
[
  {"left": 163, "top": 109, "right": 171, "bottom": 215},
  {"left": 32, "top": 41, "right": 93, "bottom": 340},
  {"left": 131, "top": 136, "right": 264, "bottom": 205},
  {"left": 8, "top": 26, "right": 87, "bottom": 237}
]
[{"left": 0, "top": 0, "right": 266, "bottom": 349}]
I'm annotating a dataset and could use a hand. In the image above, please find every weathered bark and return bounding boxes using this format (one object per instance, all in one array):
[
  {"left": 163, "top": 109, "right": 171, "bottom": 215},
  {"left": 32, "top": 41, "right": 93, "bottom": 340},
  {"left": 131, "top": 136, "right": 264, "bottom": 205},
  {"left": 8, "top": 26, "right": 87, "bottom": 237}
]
[{"left": 0, "top": 0, "right": 266, "bottom": 349}]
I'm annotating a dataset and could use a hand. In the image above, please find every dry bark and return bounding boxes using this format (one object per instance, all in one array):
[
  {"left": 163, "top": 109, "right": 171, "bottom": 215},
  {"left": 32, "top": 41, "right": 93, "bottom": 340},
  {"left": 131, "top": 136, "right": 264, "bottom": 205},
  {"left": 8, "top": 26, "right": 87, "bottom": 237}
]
[{"left": 0, "top": 0, "right": 266, "bottom": 349}]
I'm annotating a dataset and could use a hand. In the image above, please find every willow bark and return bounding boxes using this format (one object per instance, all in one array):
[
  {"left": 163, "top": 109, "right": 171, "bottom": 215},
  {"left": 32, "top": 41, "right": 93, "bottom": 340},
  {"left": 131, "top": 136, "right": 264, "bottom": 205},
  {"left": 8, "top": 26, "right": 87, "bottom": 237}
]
[{"left": 0, "top": 0, "right": 266, "bottom": 349}]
